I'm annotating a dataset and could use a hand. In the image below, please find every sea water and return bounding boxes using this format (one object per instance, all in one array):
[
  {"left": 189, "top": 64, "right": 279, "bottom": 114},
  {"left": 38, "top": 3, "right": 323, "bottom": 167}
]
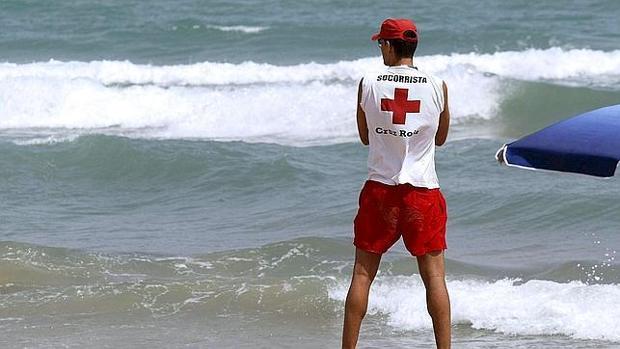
[{"left": 1, "top": 0, "right": 619, "bottom": 347}]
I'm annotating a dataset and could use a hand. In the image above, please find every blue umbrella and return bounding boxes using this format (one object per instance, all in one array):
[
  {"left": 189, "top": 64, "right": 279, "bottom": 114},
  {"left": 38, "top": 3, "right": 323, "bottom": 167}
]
[{"left": 496, "top": 104, "right": 620, "bottom": 177}]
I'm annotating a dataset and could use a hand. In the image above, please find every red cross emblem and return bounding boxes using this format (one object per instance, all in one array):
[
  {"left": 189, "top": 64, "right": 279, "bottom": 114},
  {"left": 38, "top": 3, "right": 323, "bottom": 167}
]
[{"left": 381, "top": 88, "right": 421, "bottom": 124}]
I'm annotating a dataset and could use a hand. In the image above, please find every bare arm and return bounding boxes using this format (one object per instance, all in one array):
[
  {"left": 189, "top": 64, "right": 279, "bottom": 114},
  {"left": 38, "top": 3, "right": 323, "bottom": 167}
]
[
  {"left": 435, "top": 81, "right": 450, "bottom": 146},
  {"left": 356, "top": 79, "right": 369, "bottom": 146}
]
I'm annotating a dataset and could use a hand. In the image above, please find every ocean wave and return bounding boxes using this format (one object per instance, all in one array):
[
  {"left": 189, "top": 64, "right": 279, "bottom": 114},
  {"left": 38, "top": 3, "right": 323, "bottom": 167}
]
[
  {"left": 205, "top": 25, "right": 268, "bottom": 33},
  {"left": 10, "top": 134, "right": 82, "bottom": 146},
  {"left": 427, "top": 47, "right": 620, "bottom": 87},
  {"left": 1, "top": 48, "right": 618, "bottom": 146},
  {"left": 329, "top": 276, "right": 620, "bottom": 342},
  {"left": 2, "top": 48, "right": 617, "bottom": 87},
  {"left": 2, "top": 239, "right": 620, "bottom": 341}
]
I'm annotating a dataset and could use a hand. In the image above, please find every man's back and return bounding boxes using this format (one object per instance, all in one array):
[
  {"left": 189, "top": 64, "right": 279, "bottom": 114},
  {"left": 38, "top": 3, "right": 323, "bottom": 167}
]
[{"left": 360, "top": 65, "right": 445, "bottom": 187}]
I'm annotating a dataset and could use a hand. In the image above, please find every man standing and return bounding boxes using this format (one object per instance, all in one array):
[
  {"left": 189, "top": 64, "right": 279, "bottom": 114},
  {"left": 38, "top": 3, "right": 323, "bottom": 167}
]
[{"left": 342, "top": 18, "right": 451, "bottom": 349}]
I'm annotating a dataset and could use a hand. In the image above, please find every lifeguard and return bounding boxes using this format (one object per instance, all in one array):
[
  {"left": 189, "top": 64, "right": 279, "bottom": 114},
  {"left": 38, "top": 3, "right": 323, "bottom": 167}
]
[{"left": 342, "top": 18, "right": 452, "bottom": 349}]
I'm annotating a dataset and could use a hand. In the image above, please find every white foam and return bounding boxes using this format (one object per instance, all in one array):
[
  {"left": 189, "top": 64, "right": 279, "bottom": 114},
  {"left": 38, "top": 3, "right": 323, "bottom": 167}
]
[
  {"left": 11, "top": 134, "right": 81, "bottom": 146},
  {"left": 424, "top": 47, "right": 620, "bottom": 86},
  {"left": 206, "top": 25, "right": 268, "bottom": 34},
  {"left": 2, "top": 48, "right": 616, "bottom": 86},
  {"left": 329, "top": 276, "right": 620, "bottom": 342},
  {"left": 1, "top": 48, "right": 618, "bottom": 146}
]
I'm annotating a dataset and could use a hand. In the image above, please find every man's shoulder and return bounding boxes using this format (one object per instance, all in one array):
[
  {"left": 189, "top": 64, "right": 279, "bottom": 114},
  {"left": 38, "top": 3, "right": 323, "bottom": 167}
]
[
  {"left": 414, "top": 68, "right": 443, "bottom": 85},
  {"left": 361, "top": 68, "right": 387, "bottom": 81}
]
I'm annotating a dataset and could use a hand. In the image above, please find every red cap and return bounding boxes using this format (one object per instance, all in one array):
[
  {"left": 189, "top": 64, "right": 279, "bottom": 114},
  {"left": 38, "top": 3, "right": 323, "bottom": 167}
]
[{"left": 371, "top": 18, "right": 418, "bottom": 43}]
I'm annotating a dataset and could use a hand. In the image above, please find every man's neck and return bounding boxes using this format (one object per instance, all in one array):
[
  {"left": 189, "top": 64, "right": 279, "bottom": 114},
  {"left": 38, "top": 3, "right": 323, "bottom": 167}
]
[{"left": 389, "top": 58, "right": 414, "bottom": 67}]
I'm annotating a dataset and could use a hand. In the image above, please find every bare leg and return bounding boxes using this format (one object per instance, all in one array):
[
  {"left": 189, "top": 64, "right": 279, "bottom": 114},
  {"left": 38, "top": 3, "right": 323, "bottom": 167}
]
[
  {"left": 342, "top": 248, "right": 382, "bottom": 349},
  {"left": 417, "top": 250, "right": 451, "bottom": 349}
]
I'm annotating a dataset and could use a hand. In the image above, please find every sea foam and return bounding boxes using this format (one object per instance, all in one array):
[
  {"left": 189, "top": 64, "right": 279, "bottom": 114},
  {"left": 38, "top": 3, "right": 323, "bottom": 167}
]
[
  {"left": 206, "top": 25, "right": 268, "bottom": 33},
  {"left": 329, "top": 276, "right": 620, "bottom": 342},
  {"left": 1, "top": 48, "right": 618, "bottom": 146}
]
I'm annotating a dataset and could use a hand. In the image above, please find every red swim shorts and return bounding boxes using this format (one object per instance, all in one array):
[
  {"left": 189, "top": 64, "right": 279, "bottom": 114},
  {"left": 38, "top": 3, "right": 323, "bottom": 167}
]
[{"left": 353, "top": 180, "right": 448, "bottom": 256}]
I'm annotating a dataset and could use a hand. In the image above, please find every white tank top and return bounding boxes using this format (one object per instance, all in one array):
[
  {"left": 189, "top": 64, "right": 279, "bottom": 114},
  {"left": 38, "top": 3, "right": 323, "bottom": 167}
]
[{"left": 360, "top": 65, "right": 444, "bottom": 188}]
